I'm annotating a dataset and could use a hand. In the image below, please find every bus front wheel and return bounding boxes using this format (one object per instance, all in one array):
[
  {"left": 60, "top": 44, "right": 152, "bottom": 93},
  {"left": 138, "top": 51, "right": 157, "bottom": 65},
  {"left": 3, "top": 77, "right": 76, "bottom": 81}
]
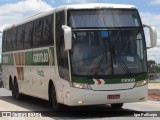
[
  {"left": 51, "top": 85, "right": 61, "bottom": 111},
  {"left": 111, "top": 103, "right": 123, "bottom": 109}
]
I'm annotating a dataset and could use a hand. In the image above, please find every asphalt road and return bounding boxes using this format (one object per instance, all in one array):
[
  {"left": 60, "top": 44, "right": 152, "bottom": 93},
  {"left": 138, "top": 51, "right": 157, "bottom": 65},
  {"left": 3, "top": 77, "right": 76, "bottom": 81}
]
[{"left": 0, "top": 88, "right": 160, "bottom": 120}]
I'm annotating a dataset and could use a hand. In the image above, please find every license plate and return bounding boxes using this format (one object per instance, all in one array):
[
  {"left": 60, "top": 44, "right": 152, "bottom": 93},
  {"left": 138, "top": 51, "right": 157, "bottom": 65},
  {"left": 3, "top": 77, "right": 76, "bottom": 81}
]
[{"left": 107, "top": 94, "right": 120, "bottom": 99}]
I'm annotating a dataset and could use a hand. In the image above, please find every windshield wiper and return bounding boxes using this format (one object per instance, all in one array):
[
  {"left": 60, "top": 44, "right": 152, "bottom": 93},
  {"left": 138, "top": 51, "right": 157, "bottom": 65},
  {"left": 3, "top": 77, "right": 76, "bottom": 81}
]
[
  {"left": 92, "top": 52, "right": 107, "bottom": 76},
  {"left": 93, "top": 53, "right": 106, "bottom": 76},
  {"left": 113, "top": 46, "right": 132, "bottom": 75},
  {"left": 116, "top": 54, "right": 132, "bottom": 75},
  {"left": 92, "top": 40, "right": 108, "bottom": 76}
]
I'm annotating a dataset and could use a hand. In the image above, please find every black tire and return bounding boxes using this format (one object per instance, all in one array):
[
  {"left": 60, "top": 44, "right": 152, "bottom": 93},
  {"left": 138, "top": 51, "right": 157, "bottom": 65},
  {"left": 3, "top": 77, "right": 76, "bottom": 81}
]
[
  {"left": 13, "top": 80, "right": 23, "bottom": 100},
  {"left": 51, "top": 85, "right": 61, "bottom": 111},
  {"left": 9, "top": 77, "right": 13, "bottom": 90},
  {"left": 12, "top": 82, "right": 16, "bottom": 99},
  {"left": 111, "top": 103, "right": 123, "bottom": 109}
]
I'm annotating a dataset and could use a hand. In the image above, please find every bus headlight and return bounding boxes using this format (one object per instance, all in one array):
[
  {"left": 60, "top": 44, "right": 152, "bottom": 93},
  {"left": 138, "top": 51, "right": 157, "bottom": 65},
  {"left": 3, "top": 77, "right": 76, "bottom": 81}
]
[
  {"left": 71, "top": 82, "right": 92, "bottom": 90},
  {"left": 134, "top": 80, "right": 147, "bottom": 87}
]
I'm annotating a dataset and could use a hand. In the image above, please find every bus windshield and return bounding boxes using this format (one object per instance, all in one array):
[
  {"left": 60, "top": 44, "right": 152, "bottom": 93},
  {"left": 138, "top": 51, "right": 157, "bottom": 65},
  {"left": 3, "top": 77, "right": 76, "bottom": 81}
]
[
  {"left": 70, "top": 30, "right": 147, "bottom": 76},
  {"left": 68, "top": 9, "right": 141, "bottom": 28},
  {"left": 69, "top": 9, "right": 147, "bottom": 76}
]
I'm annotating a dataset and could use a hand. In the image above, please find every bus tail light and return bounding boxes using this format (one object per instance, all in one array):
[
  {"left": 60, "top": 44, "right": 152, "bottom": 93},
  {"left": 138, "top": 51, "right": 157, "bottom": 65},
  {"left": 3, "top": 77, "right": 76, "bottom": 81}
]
[
  {"left": 134, "top": 80, "right": 147, "bottom": 87},
  {"left": 71, "top": 82, "right": 92, "bottom": 90}
]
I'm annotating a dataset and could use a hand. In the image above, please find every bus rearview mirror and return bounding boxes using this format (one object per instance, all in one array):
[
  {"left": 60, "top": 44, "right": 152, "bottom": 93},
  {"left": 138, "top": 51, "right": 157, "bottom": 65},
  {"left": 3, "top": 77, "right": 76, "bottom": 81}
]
[
  {"left": 143, "top": 24, "right": 157, "bottom": 49},
  {"left": 62, "top": 25, "right": 72, "bottom": 51}
]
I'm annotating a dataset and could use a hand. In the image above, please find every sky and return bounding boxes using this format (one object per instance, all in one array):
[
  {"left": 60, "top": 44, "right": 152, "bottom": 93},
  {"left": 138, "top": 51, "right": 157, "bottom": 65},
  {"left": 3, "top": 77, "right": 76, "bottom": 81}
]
[{"left": 0, "top": 0, "right": 160, "bottom": 63}]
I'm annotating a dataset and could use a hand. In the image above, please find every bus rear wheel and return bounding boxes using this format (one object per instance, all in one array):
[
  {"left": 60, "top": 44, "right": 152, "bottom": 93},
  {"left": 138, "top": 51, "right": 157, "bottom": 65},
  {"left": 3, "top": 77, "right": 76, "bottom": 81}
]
[
  {"left": 51, "top": 85, "right": 61, "bottom": 111},
  {"left": 111, "top": 103, "right": 123, "bottom": 109},
  {"left": 12, "top": 83, "right": 16, "bottom": 99},
  {"left": 10, "top": 78, "right": 16, "bottom": 99},
  {"left": 13, "top": 80, "right": 23, "bottom": 100}
]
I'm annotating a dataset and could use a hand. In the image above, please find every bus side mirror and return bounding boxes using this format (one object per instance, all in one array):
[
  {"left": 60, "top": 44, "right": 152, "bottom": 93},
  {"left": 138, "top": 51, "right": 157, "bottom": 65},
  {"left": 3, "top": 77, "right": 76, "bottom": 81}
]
[
  {"left": 143, "top": 24, "right": 157, "bottom": 49},
  {"left": 62, "top": 25, "right": 72, "bottom": 51}
]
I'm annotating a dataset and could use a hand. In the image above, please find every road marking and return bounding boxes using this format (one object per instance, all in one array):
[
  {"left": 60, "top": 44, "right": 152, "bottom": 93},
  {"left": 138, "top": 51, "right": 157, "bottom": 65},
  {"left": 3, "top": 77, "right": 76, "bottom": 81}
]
[{"left": 147, "top": 100, "right": 160, "bottom": 104}]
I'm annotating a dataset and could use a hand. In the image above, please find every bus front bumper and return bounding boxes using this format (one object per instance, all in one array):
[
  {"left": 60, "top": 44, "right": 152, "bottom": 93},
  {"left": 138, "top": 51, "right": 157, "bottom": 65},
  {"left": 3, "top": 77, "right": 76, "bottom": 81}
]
[{"left": 66, "top": 85, "right": 148, "bottom": 106}]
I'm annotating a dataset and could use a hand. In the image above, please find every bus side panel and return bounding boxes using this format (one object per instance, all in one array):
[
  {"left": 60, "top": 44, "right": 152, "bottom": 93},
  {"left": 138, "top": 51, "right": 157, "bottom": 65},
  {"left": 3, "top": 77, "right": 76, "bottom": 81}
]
[
  {"left": 27, "top": 67, "right": 54, "bottom": 100},
  {"left": 2, "top": 66, "right": 15, "bottom": 90},
  {"left": 2, "top": 53, "right": 17, "bottom": 90},
  {"left": 20, "top": 67, "right": 29, "bottom": 94}
]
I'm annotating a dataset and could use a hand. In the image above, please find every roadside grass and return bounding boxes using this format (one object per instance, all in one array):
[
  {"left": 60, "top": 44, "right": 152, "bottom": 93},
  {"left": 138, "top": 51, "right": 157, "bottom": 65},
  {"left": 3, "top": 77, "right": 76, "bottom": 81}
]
[{"left": 149, "top": 79, "right": 160, "bottom": 83}]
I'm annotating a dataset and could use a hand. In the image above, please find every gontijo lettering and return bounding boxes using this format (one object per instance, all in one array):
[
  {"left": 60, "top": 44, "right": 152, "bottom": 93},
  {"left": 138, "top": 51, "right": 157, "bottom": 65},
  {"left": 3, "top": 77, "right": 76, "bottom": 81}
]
[{"left": 33, "top": 53, "right": 48, "bottom": 63}]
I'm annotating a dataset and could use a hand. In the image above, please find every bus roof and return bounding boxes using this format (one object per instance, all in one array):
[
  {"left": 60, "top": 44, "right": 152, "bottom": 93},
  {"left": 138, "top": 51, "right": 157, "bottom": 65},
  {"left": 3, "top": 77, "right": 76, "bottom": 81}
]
[
  {"left": 56, "top": 3, "right": 136, "bottom": 11},
  {"left": 3, "top": 3, "right": 137, "bottom": 31}
]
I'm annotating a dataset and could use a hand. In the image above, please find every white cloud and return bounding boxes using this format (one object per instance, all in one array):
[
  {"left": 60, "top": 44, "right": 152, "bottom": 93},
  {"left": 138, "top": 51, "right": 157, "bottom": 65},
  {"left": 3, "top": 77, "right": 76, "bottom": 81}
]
[
  {"left": 150, "top": 0, "right": 160, "bottom": 5},
  {"left": 0, "top": 0, "right": 51, "bottom": 15},
  {"left": 64, "top": 0, "right": 96, "bottom": 3},
  {"left": 0, "top": 0, "right": 52, "bottom": 31},
  {"left": 140, "top": 12, "right": 160, "bottom": 47},
  {"left": 140, "top": 12, "right": 160, "bottom": 26},
  {"left": 0, "top": 0, "right": 52, "bottom": 62},
  {"left": 140, "top": 12, "right": 160, "bottom": 39}
]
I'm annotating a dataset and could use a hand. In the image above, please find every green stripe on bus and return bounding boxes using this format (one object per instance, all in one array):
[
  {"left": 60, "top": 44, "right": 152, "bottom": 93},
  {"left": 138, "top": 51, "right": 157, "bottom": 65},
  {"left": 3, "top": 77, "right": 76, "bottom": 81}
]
[
  {"left": 18, "top": 53, "right": 21, "bottom": 65},
  {"left": 2, "top": 54, "right": 12, "bottom": 65},
  {"left": 25, "top": 51, "right": 33, "bottom": 65},
  {"left": 71, "top": 73, "right": 148, "bottom": 84},
  {"left": 72, "top": 76, "right": 95, "bottom": 84},
  {"left": 2, "top": 47, "right": 55, "bottom": 66},
  {"left": 11, "top": 53, "right": 14, "bottom": 65}
]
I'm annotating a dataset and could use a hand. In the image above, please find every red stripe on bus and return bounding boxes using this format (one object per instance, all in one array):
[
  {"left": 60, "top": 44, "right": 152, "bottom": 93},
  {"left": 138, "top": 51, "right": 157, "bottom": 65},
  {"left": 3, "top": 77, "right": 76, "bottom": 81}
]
[
  {"left": 48, "top": 49, "right": 52, "bottom": 66},
  {"left": 14, "top": 53, "right": 19, "bottom": 65},
  {"left": 16, "top": 67, "right": 21, "bottom": 80},
  {"left": 50, "top": 49, "right": 53, "bottom": 66}
]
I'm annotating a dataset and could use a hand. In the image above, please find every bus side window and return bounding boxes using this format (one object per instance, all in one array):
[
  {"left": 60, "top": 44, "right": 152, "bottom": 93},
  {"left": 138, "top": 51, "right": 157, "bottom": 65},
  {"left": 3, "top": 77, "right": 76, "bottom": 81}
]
[
  {"left": 59, "top": 38, "right": 70, "bottom": 81},
  {"left": 33, "top": 18, "right": 44, "bottom": 48},
  {"left": 11, "top": 28, "right": 17, "bottom": 51},
  {"left": 42, "top": 15, "right": 54, "bottom": 46},
  {"left": 2, "top": 32, "right": 6, "bottom": 52},
  {"left": 136, "top": 33, "right": 143, "bottom": 59},
  {"left": 24, "top": 22, "right": 33, "bottom": 49},
  {"left": 6, "top": 30, "right": 12, "bottom": 52},
  {"left": 17, "top": 25, "right": 24, "bottom": 50}
]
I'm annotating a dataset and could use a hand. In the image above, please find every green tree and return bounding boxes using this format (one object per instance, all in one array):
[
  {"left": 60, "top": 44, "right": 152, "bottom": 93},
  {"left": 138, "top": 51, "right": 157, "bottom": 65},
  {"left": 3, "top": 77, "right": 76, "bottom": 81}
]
[{"left": 148, "top": 60, "right": 160, "bottom": 73}]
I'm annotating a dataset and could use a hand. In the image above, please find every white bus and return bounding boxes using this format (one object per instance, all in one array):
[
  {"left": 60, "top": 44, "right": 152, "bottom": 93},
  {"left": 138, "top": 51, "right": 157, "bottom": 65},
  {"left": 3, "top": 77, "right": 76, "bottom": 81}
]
[{"left": 2, "top": 4, "right": 157, "bottom": 111}]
